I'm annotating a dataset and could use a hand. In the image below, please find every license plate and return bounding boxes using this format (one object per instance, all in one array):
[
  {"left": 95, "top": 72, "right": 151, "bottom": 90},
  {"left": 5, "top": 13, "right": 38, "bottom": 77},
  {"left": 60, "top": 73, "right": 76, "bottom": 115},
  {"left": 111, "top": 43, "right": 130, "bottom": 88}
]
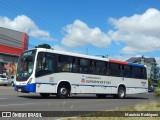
[{"left": 18, "top": 88, "right": 22, "bottom": 92}]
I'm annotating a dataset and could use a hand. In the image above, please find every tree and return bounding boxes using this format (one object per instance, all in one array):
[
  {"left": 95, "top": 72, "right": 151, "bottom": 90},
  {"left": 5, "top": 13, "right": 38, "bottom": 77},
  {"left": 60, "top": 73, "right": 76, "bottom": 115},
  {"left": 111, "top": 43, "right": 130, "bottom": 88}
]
[
  {"left": 157, "top": 80, "right": 160, "bottom": 88},
  {"left": 148, "top": 78, "right": 152, "bottom": 87},
  {"left": 35, "top": 44, "right": 51, "bottom": 49}
]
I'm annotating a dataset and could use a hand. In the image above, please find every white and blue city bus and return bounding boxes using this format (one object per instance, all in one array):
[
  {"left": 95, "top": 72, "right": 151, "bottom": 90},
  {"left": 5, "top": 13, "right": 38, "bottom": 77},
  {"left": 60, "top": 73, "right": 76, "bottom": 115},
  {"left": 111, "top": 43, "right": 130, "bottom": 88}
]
[{"left": 15, "top": 48, "right": 148, "bottom": 98}]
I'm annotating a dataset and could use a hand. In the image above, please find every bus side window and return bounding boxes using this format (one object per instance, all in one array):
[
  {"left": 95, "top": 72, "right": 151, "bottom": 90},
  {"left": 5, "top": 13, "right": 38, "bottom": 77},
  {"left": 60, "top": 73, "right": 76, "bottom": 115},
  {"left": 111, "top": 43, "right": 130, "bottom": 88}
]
[
  {"left": 79, "top": 58, "right": 89, "bottom": 74},
  {"left": 58, "top": 55, "right": 72, "bottom": 72},
  {"left": 123, "top": 65, "right": 133, "bottom": 78},
  {"left": 89, "top": 60, "right": 95, "bottom": 74},
  {"left": 142, "top": 67, "right": 147, "bottom": 79},
  {"left": 133, "top": 67, "right": 142, "bottom": 79},
  {"left": 109, "top": 63, "right": 121, "bottom": 77},
  {"left": 45, "top": 56, "right": 55, "bottom": 72},
  {"left": 95, "top": 61, "right": 106, "bottom": 75},
  {"left": 106, "top": 62, "right": 109, "bottom": 76},
  {"left": 71, "top": 57, "right": 77, "bottom": 72},
  {"left": 57, "top": 56, "right": 62, "bottom": 71},
  {"left": 140, "top": 67, "right": 147, "bottom": 79}
]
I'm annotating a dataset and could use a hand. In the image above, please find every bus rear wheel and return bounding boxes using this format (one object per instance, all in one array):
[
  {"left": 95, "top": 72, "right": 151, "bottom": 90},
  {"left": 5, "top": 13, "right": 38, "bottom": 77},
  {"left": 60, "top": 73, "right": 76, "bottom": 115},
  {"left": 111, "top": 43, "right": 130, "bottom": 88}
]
[
  {"left": 57, "top": 85, "right": 69, "bottom": 98},
  {"left": 117, "top": 86, "right": 126, "bottom": 99},
  {"left": 40, "top": 93, "right": 50, "bottom": 98}
]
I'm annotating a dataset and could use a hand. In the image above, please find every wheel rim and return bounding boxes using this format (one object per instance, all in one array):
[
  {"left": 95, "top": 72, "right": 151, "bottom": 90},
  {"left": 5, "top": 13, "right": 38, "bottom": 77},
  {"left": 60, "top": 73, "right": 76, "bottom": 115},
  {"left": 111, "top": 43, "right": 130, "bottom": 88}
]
[
  {"left": 119, "top": 89, "right": 124, "bottom": 98},
  {"left": 60, "top": 87, "right": 67, "bottom": 95}
]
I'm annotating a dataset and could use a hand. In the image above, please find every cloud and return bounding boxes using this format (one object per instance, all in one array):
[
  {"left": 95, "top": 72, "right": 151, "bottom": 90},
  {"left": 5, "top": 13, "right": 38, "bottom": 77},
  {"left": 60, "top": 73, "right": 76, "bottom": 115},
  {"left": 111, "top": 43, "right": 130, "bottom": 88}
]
[
  {"left": 110, "top": 55, "right": 130, "bottom": 61},
  {"left": 52, "top": 45, "right": 85, "bottom": 55},
  {"left": 52, "top": 45, "right": 67, "bottom": 51},
  {"left": 61, "top": 20, "right": 111, "bottom": 47},
  {"left": 0, "top": 15, "right": 54, "bottom": 41},
  {"left": 108, "top": 8, "right": 160, "bottom": 54}
]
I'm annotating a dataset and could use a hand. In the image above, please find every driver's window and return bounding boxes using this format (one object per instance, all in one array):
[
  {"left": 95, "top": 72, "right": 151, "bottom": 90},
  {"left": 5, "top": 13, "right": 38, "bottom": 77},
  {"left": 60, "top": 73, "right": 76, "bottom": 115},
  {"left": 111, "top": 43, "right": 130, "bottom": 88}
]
[
  {"left": 36, "top": 52, "right": 55, "bottom": 77},
  {"left": 28, "top": 62, "right": 33, "bottom": 74}
]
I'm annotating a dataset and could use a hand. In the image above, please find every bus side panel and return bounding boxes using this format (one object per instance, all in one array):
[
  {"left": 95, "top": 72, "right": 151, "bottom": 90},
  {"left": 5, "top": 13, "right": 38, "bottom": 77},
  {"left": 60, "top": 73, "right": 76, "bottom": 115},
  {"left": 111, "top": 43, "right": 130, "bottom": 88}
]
[
  {"left": 95, "top": 76, "right": 109, "bottom": 94},
  {"left": 111, "top": 77, "right": 135, "bottom": 94},
  {"left": 124, "top": 78, "right": 135, "bottom": 94},
  {"left": 34, "top": 72, "right": 148, "bottom": 94},
  {"left": 56, "top": 73, "right": 95, "bottom": 94},
  {"left": 55, "top": 73, "right": 112, "bottom": 94},
  {"left": 132, "top": 79, "right": 148, "bottom": 94},
  {"left": 35, "top": 74, "right": 57, "bottom": 93},
  {"left": 111, "top": 77, "right": 148, "bottom": 94},
  {"left": 36, "top": 84, "right": 57, "bottom": 93},
  {"left": 71, "top": 85, "right": 94, "bottom": 94}
]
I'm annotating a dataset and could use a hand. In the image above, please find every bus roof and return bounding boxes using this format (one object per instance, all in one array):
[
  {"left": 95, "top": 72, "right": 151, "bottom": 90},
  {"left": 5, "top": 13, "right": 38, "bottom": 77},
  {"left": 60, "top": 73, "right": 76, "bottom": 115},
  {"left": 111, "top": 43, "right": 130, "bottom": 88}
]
[
  {"left": 45, "top": 48, "right": 110, "bottom": 62},
  {"left": 31, "top": 48, "right": 145, "bottom": 68},
  {"left": 109, "top": 59, "right": 145, "bottom": 67}
]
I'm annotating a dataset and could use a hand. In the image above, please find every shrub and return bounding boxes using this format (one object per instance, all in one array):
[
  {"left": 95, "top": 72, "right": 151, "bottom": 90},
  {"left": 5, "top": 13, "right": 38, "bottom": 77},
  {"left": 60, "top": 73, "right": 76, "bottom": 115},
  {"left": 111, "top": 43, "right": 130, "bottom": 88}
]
[
  {"left": 157, "top": 81, "right": 160, "bottom": 88},
  {"left": 148, "top": 78, "right": 152, "bottom": 87},
  {"left": 154, "top": 88, "right": 160, "bottom": 97}
]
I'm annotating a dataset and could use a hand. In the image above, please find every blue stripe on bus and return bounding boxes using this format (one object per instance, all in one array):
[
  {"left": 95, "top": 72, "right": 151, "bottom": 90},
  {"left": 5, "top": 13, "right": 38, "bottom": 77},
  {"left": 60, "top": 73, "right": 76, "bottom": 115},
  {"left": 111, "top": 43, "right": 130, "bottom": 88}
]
[
  {"left": 36, "top": 82, "right": 57, "bottom": 85},
  {"left": 128, "top": 62, "right": 145, "bottom": 67},
  {"left": 126, "top": 86, "right": 148, "bottom": 89},
  {"left": 72, "top": 84, "right": 117, "bottom": 88},
  {"left": 72, "top": 84, "right": 147, "bottom": 89},
  {"left": 35, "top": 83, "right": 148, "bottom": 89}
]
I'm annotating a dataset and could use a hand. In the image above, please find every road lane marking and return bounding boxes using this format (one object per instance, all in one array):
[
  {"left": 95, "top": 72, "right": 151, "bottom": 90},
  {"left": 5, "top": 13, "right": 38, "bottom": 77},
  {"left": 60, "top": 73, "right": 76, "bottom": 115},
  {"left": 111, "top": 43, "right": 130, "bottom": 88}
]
[
  {"left": 0, "top": 98, "right": 7, "bottom": 100},
  {"left": 0, "top": 103, "right": 36, "bottom": 107}
]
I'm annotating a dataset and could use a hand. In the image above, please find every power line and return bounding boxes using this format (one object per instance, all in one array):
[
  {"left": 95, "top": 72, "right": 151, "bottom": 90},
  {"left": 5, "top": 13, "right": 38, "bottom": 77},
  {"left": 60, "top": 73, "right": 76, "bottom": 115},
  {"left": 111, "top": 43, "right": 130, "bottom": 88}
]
[
  {"left": 0, "top": 0, "right": 61, "bottom": 38},
  {"left": 0, "top": 1, "right": 92, "bottom": 45},
  {"left": 0, "top": 1, "right": 96, "bottom": 51}
]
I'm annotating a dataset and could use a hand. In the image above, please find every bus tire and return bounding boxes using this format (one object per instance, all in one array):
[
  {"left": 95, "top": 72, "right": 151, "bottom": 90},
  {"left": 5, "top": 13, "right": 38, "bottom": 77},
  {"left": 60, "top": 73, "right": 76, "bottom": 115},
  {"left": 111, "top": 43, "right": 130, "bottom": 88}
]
[
  {"left": 40, "top": 93, "right": 50, "bottom": 98},
  {"left": 57, "top": 85, "right": 69, "bottom": 98},
  {"left": 117, "top": 86, "right": 126, "bottom": 99},
  {"left": 96, "top": 94, "right": 106, "bottom": 98},
  {"left": 11, "top": 82, "right": 14, "bottom": 87}
]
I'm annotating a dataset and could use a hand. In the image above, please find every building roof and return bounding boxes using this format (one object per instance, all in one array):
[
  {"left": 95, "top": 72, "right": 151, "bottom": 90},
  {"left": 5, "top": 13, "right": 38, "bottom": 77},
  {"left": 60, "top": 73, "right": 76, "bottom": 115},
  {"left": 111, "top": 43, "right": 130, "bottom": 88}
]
[
  {"left": 126, "top": 56, "right": 156, "bottom": 63},
  {"left": 0, "top": 27, "right": 28, "bottom": 55}
]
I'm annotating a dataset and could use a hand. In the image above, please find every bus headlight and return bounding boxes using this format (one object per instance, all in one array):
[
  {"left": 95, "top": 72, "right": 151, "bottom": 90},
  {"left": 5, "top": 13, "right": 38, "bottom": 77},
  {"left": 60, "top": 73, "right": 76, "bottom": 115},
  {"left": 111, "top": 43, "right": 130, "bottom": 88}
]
[{"left": 27, "top": 78, "right": 32, "bottom": 84}]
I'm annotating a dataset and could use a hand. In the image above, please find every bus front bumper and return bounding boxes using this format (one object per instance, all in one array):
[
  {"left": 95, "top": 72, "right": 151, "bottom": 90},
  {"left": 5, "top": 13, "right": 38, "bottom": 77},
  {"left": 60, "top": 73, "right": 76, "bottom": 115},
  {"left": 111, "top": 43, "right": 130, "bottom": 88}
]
[{"left": 14, "top": 83, "right": 36, "bottom": 93}]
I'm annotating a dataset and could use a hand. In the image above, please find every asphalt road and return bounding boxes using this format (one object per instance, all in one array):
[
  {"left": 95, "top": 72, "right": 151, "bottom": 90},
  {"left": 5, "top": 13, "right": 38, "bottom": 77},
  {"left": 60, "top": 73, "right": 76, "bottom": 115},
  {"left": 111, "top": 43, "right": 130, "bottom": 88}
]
[{"left": 0, "top": 86, "right": 159, "bottom": 120}]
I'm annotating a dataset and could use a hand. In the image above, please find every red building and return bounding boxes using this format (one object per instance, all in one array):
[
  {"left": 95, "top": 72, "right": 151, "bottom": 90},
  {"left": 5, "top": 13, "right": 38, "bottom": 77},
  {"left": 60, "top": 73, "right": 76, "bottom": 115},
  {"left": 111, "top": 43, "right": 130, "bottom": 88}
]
[{"left": 0, "top": 27, "right": 29, "bottom": 75}]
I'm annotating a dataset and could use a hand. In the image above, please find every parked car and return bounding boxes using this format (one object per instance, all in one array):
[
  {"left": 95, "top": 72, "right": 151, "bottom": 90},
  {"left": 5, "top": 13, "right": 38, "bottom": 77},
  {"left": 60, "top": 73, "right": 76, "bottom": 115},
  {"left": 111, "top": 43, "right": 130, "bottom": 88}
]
[
  {"left": 148, "top": 86, "right": 155, "bottom": 92},
  {"left": 7, "top": 75, "right": 15, "bottom": 87},
  {"left": 0, "top": 74, "right": 8, "bottom": 86}
]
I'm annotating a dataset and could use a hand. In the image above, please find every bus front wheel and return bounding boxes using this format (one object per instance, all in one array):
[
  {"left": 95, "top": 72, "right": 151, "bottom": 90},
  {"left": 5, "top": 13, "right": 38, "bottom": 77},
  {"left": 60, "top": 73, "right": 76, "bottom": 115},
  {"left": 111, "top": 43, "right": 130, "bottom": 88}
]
[{"left": 57, "top": 85, "right": 69, "bottom": 98}]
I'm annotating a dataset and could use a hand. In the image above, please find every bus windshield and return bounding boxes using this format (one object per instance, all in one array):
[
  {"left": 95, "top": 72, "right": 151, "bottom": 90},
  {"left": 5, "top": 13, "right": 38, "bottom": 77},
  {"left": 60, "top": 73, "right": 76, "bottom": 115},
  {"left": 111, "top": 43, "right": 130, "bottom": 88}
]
[{"left": 16, "top": 50, "right": 36, "bottom": 81}]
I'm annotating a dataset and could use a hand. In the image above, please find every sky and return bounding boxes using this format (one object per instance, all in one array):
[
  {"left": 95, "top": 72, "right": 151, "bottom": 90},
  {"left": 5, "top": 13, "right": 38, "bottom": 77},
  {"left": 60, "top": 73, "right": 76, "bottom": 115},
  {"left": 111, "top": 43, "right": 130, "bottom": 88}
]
[{"left": 0, "top": 0, "right": 160, "bottom": 63}]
